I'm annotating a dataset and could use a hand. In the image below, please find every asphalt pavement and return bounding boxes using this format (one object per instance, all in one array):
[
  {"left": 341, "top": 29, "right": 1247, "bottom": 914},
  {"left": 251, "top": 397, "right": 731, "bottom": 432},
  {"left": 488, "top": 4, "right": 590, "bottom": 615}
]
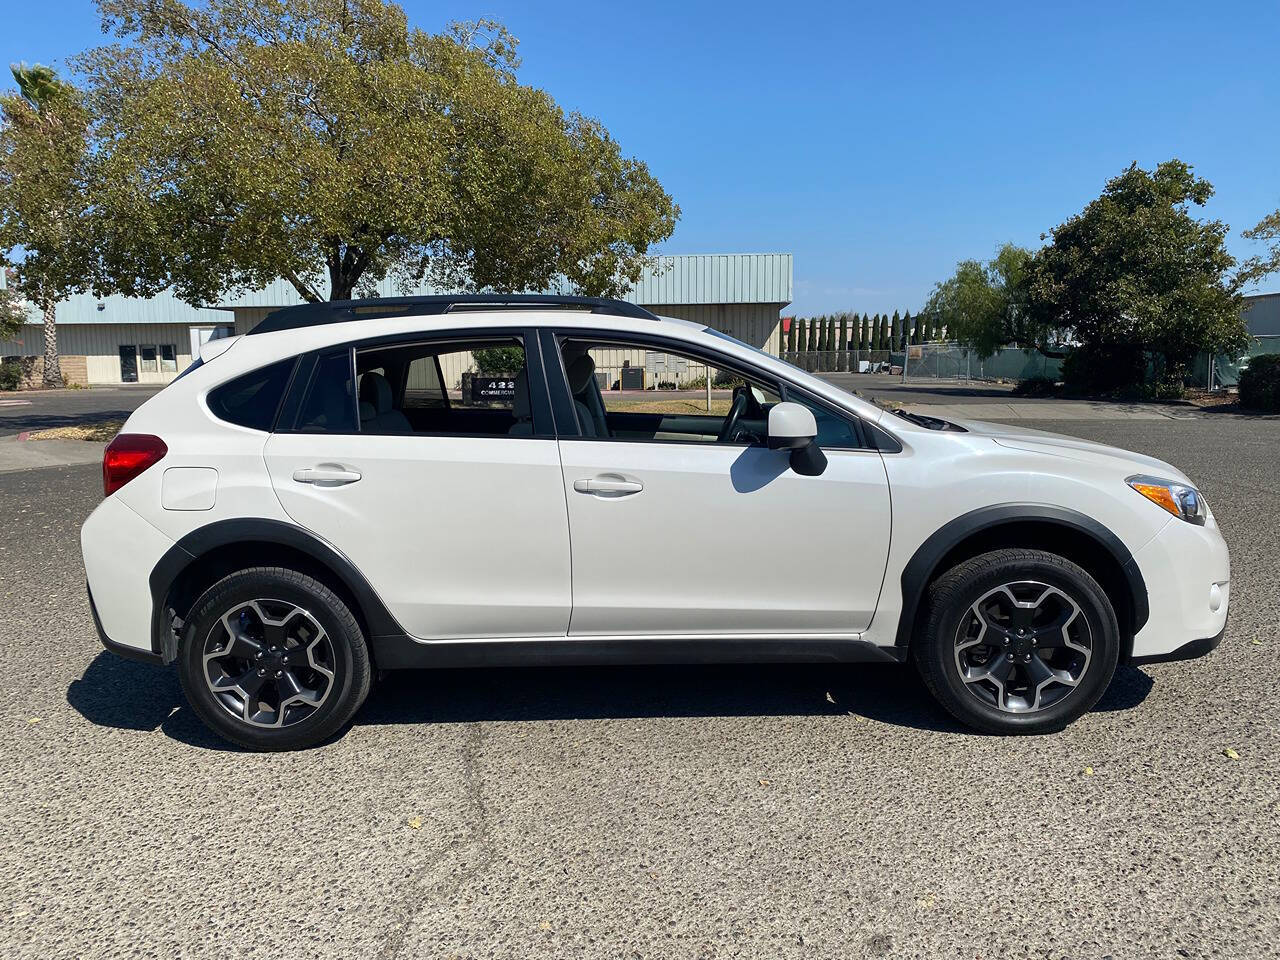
[
  {"left": 1, "top": 416, "right": 1278, "bottom": 959},
  {"left": 0, "top": 384, "right": 162, "bottom": 437}
]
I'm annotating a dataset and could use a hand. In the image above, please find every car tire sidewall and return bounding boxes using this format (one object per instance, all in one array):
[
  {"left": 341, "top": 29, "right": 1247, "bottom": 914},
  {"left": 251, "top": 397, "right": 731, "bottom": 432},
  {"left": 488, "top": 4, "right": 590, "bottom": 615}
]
[
  {"left": 178, "top": 569, "right": 370, "bottom": 750},
  {"left": 920, "top": 552, "right": 1120, "bottom": 734}
]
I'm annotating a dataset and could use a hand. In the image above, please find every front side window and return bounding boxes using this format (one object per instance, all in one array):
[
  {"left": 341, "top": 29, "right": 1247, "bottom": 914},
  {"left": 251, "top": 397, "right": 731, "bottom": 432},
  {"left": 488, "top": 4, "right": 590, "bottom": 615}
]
[
  {"left": 355, "top": 336, "right": 531, "bottom": 436},
  {"left": 556, "top": 337, "right": 780, "bottom": 444},
  {"left": 782, "top": 390, "right": 862, "bottom": 448}
]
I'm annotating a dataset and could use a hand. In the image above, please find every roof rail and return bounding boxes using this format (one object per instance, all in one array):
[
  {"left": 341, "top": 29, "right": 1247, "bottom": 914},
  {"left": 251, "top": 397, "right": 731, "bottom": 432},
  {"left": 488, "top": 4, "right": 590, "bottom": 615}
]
[{"left": 247, "top": 294, "right": 660, "bottom": 335}]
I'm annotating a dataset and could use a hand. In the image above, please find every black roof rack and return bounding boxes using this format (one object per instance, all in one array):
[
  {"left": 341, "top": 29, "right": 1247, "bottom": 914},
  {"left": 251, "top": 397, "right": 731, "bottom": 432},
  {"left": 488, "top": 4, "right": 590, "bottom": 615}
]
[{"left": 247, "top": 294, "right": 660, "bottom": 336}]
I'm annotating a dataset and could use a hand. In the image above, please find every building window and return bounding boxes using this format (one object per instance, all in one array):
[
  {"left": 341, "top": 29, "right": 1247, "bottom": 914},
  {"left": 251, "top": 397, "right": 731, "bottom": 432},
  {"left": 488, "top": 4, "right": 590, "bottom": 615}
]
[
  {"left": 159, "top": 344, "right": 177, "bottom": 373},
  {"left": 139, "top": 345, "right": 158, "bottom": 373}
]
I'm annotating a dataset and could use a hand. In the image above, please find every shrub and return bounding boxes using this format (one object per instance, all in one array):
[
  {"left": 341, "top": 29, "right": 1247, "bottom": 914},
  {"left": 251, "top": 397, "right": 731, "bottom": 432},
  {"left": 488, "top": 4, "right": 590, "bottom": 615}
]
[
  {"left": 1238, "top": 354, "right": 1280, "bottom": 412},
  {"left": 473, "top": 345, "right": 524, "bottom": 374},
  {"left": 1011, "top": 375, "right": 1058, "bottom": 398},
  {"left": 0, "top": 361, "right": 21, "bottom": 391}
]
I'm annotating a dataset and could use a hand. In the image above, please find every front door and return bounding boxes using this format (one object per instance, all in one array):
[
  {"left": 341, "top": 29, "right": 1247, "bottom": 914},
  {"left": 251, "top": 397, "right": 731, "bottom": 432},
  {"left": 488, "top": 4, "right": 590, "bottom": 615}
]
[
  {"left": 118, "top": 345, "right": 137, "bottom": 383},
  {"left": 263, "top": 336, "right": 571, "bottom": 641},
  {"left": 550, "top": 334, "right": 892, "bottom": 637}
]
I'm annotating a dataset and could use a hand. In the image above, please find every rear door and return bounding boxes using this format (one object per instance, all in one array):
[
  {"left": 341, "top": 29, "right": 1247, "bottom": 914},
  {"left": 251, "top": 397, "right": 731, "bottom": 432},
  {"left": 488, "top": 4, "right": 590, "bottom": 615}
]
[
  {"left": 546, "top": 331, "right": 892, "bottom": 637},
  {"left": 262, "top": 329, "right": 572, "bottom": 641}
]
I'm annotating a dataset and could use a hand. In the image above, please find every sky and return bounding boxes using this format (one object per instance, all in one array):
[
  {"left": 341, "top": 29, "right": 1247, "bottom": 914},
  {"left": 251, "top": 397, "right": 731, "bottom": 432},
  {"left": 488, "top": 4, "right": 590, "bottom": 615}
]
[{"left": 3, "top": 0, "right": 1279, "bottom": 315}]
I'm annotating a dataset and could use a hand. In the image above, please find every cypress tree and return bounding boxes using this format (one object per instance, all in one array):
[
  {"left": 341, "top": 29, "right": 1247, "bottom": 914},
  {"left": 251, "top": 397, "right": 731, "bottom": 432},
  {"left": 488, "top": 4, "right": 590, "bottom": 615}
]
[
  {"left": 824, "top": 316, "right": 835, "bottom": 353},
  {"left": 838, "top": 312, "right": 848, "bottom": 352},
  {"left": 785, "top": 316, "right": 795, "bottom": 353},
  {"left": 816, "top": 315, "right": 827, "bottom": 353},
  {"left": 906, "top": 309, "right": 917, "bottom": 345},
  {"left": 878, "top": 314, "right": 889, "bottom": 351},
  {"left": 891, "top": 310, "right": 901, "bottom": 351},
  {"left": 806, "top": 317, "right": 817, "bottom": 352},
  {"left": 859, "top": 313, "right": 870, "bottom": 351}
]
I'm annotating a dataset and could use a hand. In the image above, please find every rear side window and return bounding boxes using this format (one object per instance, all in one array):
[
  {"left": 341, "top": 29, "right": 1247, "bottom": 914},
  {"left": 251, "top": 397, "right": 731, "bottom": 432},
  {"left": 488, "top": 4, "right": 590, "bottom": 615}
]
[
  {"left": 297, "top": 349, "right": 358, "bottom": 433},
  {"left": 206, "top": 359, "right": 295, "bottom": 431}
]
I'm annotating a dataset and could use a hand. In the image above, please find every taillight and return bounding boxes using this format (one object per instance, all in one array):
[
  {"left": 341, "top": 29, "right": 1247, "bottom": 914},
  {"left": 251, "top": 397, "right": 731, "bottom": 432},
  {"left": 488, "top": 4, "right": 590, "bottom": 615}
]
[{"left": 103, "top": 434, "right": 168, "bottom": 497}]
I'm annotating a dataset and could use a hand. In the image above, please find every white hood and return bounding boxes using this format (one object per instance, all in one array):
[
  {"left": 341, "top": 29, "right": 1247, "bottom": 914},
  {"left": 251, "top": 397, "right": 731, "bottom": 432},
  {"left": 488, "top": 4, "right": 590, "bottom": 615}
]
[{"left": 951, "top": 418, "right": 1193, "bottom": 485}]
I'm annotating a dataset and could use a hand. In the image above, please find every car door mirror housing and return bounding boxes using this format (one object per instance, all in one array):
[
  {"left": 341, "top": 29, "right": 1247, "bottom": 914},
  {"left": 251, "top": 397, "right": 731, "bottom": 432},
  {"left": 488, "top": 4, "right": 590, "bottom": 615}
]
[{"left": 767, "top": 402, "right": 818, "bottom": 450}]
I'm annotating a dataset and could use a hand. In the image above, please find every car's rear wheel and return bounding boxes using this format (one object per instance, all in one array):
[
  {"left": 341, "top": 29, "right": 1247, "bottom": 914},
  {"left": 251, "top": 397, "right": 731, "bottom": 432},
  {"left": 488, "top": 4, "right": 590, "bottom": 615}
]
[
  {"left": 178, "top": 567, "right": 372, "bottom": 751},
  {"left": 913, "top": 548, "right": 1120, "bottom": 734}
]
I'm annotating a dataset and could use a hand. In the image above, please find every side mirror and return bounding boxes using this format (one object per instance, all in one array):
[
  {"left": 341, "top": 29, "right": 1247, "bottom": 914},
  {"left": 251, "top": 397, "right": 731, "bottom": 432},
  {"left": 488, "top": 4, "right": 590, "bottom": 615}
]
[{"left": 767, "top": 402, "right": 827, "bottom": 476}]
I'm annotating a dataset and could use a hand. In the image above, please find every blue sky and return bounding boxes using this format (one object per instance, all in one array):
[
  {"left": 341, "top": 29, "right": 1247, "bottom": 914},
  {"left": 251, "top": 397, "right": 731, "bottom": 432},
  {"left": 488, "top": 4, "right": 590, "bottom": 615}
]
[{"left": 4, "top": 0, "right": 1279, "bottom": 314}]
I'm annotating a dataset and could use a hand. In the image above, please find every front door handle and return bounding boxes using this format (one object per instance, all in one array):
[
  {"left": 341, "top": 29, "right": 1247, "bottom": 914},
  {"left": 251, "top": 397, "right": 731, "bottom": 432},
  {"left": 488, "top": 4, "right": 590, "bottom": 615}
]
[
  {"left": 573, "top": 476, "right": 643, "bottom": 496},
  {"left": 293, "top": 466, "right": 362, "bottom": 485}
]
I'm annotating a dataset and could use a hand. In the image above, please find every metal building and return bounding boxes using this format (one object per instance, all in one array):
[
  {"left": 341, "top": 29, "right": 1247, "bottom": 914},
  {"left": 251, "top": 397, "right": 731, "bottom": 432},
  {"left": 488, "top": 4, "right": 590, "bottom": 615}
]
[{"left": 0, "top": 254, "right": 792, "bottom": 385}]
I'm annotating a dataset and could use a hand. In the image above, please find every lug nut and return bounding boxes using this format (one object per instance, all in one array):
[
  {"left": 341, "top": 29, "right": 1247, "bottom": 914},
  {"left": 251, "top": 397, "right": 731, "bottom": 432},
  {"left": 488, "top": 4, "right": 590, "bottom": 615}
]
[
  {"left": 274, "top": 670, "right": 283, "bottom": 678},
  {"left": 257, "top": 668, "right": 266, "bottom": 677}
]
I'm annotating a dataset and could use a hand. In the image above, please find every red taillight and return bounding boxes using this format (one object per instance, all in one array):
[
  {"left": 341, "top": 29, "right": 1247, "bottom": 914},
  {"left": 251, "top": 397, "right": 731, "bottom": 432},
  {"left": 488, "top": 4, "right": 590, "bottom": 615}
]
[{"left": 103, "top": 434, "right": 168, "bottom": 497}]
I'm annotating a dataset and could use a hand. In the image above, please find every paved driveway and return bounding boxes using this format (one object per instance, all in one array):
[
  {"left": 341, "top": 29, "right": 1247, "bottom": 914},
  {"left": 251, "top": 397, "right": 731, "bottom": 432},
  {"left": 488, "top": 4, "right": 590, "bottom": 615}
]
[
  {"left": 0, "top": 384, "right": 162, "bottom": 437},
  {"left": 1, "top": 417, "right": 1278, "bottom": 959}
]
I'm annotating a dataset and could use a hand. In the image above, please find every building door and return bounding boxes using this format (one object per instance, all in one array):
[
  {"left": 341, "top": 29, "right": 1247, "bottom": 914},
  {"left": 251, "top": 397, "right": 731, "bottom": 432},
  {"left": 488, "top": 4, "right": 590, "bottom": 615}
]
[{"left": 118, "top": 345, "right": 138, "bottom": 383}]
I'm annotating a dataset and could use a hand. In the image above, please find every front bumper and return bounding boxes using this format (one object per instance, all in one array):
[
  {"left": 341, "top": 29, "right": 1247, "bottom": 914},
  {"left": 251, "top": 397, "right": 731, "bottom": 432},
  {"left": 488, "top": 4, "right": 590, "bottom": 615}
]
[
  {"left": 1131, "top": 619, "right": 1226, "bottom": 665},
  {"left": 1129, "top": 514, "right": 1230, "bottom": 661}
]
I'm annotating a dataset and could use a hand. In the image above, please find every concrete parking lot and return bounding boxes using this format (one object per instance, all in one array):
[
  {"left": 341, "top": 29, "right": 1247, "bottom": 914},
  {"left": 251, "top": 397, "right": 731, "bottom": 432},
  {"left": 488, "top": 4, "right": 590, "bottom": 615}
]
[{"left": 1, "top": 408, "right": 1278, "bottom": 958}]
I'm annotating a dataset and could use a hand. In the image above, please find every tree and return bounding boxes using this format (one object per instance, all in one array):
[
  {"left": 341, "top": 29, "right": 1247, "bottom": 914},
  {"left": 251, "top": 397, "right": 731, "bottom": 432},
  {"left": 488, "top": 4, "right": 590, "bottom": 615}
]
[
  {"left": 877, "top": 314, "right": 889, "bottom": 350},
  {"left": 823, "top": 315, "right": 834, "bottom": 353},
  {"left": 784, "top": 316, "right": 795, "bottom": 353},
  {"left": 0, "top": 64, "right": 92, "bottom": 386},
  {"left": 1028, "top": 160, "right": 1249, "bottom": 393},
  {"left": 858, "top": 313, "right": 869, "bottom": 351},
  {"left": 891, "top": 310, "right": 901, "bottom": 351},
  {"left": 79, "top": 0, "right": 678, "bottom": 304},
  {"left": 921, "top": 244, "right": 1040, "bottom": 360},
  {"left": 1242, "top": 209, "right": 1280, "bottom": 284},
  {"left": 906, "top": 309, "right": 918, "bottom": 345},
  {"left": 0, "top": 272, "right": 25, "bottom": 341},
  {"left": 838, "top": 313, "right": 848, "bottom": 352}
]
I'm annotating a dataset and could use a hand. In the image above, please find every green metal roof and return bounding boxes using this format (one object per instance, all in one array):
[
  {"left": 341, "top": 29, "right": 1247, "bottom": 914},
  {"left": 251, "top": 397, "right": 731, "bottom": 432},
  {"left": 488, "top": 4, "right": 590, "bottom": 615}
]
[{"left": 16, "top": 253, "right": 792, "bottom": 325}]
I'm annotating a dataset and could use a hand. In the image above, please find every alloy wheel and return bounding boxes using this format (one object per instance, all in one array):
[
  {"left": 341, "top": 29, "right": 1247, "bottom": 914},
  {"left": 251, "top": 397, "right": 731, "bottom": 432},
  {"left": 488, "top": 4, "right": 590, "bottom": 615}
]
[
  {"left": 202, "top": 599, "right": 336, "bottom": 728},
  {"left": 953, "top": 581, "right": 1092, "bottom": 714}
]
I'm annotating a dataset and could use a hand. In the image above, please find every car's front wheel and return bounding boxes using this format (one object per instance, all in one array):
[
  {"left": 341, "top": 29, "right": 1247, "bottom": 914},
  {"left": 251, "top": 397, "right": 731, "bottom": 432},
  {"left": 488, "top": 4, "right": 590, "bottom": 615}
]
[
  {"left": 177, "top": 567, "right": 372, "bottom": 751},
  {"left": 913, "top": 549, "right": 1120, "bottom": 734}
]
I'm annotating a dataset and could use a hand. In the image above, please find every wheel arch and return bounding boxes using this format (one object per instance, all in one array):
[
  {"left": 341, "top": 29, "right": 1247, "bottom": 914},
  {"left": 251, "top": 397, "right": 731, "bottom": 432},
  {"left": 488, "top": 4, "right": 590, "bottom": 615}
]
[
  {"left": 894, "top": 505, "right": 1149, "bottom": 661},
  {"left": 148, "top": 518, "right": 406, "bottom": 664}
]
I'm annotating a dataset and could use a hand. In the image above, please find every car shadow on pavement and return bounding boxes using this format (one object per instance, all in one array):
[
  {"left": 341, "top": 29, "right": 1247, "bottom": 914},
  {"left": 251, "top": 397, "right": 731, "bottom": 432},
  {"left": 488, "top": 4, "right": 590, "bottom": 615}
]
[{"left": 67, "top": 652, "right": 1155, "bottom": 750}]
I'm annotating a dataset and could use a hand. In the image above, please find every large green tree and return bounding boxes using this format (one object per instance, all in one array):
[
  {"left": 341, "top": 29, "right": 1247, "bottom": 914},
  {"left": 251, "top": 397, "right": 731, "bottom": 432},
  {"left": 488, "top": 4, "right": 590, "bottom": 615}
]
[
  {"left": 1028, "top": 160, "right": 1249, "bottom": 392},
  {"left": 78, "top": 0, "right": 678, "bottom": 304},
  {"left": 921, "top": 243, "right": 1040, "bottom": 359},
  {"left": 1242, "top": 209, "right": 1280, "bottom": 283},
  {"left": 0, "top": 64, "right": 92, "bottom": 385}
]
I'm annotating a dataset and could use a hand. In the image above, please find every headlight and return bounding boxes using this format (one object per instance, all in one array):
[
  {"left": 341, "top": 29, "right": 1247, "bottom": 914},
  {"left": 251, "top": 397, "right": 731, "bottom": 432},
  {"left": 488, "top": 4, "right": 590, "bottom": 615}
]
[{"left": 1126, "top": 475, "right": 1207, "bottom": 525}]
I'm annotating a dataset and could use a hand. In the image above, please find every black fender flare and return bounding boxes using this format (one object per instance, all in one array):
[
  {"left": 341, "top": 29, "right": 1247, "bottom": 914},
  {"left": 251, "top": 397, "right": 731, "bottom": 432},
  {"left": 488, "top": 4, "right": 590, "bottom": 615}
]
[
  {"left": 148, "top": 518, "right": 407, "bottom": 662},
  {"left": 892, "top": 503, "right": 1150, "bottom": 648}
]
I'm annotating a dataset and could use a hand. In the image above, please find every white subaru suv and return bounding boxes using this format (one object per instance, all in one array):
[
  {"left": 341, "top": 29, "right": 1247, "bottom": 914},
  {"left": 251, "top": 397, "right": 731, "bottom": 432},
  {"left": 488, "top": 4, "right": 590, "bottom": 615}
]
[{"left": 81, "top": 296, "right": 1230, "bottom": 750}]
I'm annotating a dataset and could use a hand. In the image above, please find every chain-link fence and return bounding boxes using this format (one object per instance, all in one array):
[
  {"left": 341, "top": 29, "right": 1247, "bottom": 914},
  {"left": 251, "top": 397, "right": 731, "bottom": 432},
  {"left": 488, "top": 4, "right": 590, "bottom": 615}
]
[{"left": 780, "top": 342, "right": 1063, "bottom": 382}]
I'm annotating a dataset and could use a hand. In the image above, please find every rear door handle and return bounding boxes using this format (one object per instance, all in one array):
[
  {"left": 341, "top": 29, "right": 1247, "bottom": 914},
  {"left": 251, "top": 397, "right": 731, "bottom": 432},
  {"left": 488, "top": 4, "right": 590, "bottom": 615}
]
[
  {"left": 293, "top": 466, "right": 362, "bottom": 485},
  {"left": 573, "top": 476, "right": 643, "bottom": 496}
]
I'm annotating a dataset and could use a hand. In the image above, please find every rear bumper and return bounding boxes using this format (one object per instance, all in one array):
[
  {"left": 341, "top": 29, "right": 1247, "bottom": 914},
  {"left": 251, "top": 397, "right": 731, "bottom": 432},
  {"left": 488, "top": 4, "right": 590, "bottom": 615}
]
[
  {"left": 81, "top": 494, "right": 176, "bottom": 662},
  {"left": 87, "top": 581, "right": 164, "bottom": 665}
]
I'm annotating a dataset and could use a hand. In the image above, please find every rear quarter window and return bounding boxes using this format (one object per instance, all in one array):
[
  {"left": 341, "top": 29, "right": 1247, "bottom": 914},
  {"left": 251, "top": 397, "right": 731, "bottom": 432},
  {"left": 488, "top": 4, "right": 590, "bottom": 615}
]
[{"left": 206, "top": 358, "right": 297, "bottom": 431}]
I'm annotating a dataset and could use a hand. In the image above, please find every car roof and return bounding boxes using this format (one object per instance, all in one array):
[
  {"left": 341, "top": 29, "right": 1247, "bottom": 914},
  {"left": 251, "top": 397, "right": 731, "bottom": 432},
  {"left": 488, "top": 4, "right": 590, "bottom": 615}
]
[{"left": 247, "top": 295, "right": 661, "bottom": 335}]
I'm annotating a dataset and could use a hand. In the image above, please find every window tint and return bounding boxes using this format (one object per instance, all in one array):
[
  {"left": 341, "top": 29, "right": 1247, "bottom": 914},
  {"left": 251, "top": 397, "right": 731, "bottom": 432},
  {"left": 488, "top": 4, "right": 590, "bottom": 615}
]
[
  {"left": 206, "top": 358, "right": 296, "bottom": 431},
  {"left": 785, "top": 391, "right": 861, "bottom": 448},
  {"left": 354, "top": 337, "right": 529, "bottom": 436},
  {"left": 297, "top": 350, "right": 358, "bottom": 433},
  {"left": 557, "top": 337, "right": 780, "bottom": 444}
]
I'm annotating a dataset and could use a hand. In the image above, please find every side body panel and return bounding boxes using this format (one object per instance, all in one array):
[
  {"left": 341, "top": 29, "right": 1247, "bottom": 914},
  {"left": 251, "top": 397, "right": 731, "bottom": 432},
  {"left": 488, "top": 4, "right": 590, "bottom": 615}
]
[
  {"left": 557, "top": 440, "right": 891, "bottom": 635},
  {"left": 263, "top": 433, "right": 572, "bottom": 640}
]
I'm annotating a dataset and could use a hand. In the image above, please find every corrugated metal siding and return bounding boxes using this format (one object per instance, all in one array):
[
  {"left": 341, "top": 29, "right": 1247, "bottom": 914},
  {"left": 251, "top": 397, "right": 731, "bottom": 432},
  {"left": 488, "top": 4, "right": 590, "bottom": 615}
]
[
  {"left": 18, "top": 254, "right": 792, "bottom": 327},
  {"left": 1, "top": 323, "right": 196, "bottom": 383},
  {"left": 1244, "top": 293, "right": 1280, "bottom": 337}
]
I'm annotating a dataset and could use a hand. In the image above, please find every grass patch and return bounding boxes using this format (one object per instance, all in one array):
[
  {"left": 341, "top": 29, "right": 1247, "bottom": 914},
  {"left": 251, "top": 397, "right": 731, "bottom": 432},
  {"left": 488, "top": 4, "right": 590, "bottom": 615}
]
[
  {"left": 27, "top": 419, "right": 124, "bottom": 442},
  {"left": 604, "top": 398, "right": 733, "bottom": 416}
]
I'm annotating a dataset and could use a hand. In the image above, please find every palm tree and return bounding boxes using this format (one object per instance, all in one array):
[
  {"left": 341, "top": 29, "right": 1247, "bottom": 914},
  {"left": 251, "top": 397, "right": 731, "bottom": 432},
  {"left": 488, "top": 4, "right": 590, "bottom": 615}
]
[{"left": 1, "top": 63, "right": 88, "bottom": 387}]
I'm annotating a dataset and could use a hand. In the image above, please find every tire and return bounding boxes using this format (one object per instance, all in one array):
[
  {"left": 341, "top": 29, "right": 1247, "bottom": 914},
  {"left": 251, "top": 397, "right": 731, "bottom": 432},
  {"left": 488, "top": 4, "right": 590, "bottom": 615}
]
[
  {"left": 178, "top": 567, "right": 372, "bottom": 751},
  {"left": 912, "top": 549, "right": 1119, "bottom": 734}
]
